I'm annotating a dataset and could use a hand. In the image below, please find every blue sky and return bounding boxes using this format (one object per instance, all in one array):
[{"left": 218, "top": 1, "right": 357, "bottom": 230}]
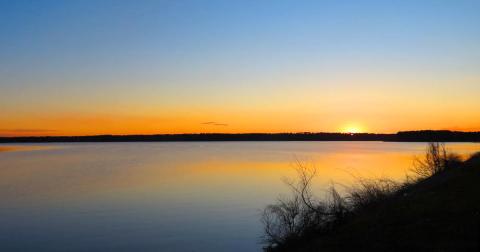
[{"left": 1, "top": 0, "right": 479, "bottom": 135}]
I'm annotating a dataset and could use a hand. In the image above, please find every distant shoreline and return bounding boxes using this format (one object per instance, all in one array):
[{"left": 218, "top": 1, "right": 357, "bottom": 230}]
[{"left": 1, "top": 130, "right": 479, "bottom": 143}]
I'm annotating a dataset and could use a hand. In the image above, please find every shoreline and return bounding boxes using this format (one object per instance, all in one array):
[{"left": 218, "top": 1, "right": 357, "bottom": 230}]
[
  {"left": 264, "top": 148, "right": 480, "bottom": 251},
  {"left": 1, "top": 130, "right": 479, "bottom": 143}
]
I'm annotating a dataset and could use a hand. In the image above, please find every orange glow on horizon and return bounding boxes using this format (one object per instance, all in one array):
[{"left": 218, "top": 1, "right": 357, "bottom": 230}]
[
  {"left": 0, "top": 107, "right": 480, "bottom": 136},
  {"left": 1, "top": 115, "right": 480, "bottom": 137},
  {"left": 340, "top": 123, "right": 366, "bottom": 134}
]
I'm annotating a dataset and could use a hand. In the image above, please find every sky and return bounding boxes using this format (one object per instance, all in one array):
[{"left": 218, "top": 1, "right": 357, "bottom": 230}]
[{"left": 1, "top": 0, "right": 479, "bottom": 136}]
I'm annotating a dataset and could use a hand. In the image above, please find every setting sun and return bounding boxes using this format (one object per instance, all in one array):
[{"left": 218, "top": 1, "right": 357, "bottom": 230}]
[{"left": 341, "top": 124, "right": 365, "bottom": 134}]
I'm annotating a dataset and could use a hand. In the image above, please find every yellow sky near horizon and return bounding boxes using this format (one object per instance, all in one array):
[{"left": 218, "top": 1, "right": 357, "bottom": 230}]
[
  {"left": 2, "top": 72, "right": 480, "bottom": 136},
  {"left": 2, "top": 76, "right": 479, "bottom": 136}
]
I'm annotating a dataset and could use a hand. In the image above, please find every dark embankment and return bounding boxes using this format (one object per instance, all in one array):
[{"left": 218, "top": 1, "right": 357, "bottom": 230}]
[
  {"left": 0, "top": 130, "right": 479, "bottom": 143},
  {"left": 266, "top": 149, "right": 480, "bottom": 251}
]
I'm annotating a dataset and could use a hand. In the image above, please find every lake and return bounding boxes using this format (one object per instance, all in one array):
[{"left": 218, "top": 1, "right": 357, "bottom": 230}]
[{"left": 0, "top": 142, "right": 479, "bottom": 251}]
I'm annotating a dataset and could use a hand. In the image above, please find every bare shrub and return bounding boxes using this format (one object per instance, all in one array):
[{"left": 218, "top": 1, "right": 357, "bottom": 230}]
[
  {"left": 347, "top": 178, "right": 399, "bottom": 211},
  {"left": 262, "top": 144, "right": 465, "bottom": 250},
  {"left": 326, "top": 186, "right": 349, "bottom": 223},
  {"left": 261, "top": 161, "right": 329, "bottom": 247},
  {"left": 261, "top": 161, "right": 401, "bottom": 249},
  {"left": 412, "top": 142, "right": 460, "bottom": 178}
]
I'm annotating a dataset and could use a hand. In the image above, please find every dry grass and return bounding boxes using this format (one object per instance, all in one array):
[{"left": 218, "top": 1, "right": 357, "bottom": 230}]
[{"left": 261, "top": 142, "right": 467, "bottom": 251}]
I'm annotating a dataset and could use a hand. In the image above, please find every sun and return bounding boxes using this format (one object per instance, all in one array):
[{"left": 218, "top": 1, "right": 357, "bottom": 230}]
[{"left": 340, "top": 124, "right": 365, "bottom": 134}]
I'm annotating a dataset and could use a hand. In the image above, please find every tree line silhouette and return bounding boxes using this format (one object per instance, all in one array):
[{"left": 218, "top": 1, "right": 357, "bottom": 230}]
[{"left": 0, "top": 130, "right": 479, "bottom": 143}]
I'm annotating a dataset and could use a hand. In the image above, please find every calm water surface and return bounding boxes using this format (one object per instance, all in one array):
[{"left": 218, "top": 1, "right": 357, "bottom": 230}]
[{"left": 0, "top": 142, "right": 479, "bottom": 251}]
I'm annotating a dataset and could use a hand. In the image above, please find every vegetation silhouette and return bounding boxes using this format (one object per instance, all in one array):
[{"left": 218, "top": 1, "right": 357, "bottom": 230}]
[
  {"left": 0, "top": 130, "right": 479, "bottom": 143},
  {"left": 262, "top": 142, "right": 480, "bottom": 251}
]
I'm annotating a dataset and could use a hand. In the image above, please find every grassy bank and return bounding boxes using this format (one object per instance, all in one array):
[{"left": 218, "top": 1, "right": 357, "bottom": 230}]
[{"left": 263, "top": 143, "right": 480, "bottom": 251}]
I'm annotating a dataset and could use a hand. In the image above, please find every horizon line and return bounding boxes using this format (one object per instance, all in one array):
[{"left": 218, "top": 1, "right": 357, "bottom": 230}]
[{"left": 1, "top": 130, "right": 480, "bottom": 139}]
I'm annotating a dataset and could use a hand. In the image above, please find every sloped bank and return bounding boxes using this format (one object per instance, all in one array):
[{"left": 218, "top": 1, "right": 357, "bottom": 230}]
[{"left": 263, "top": 144, "right": 480, "bottom": 251}]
